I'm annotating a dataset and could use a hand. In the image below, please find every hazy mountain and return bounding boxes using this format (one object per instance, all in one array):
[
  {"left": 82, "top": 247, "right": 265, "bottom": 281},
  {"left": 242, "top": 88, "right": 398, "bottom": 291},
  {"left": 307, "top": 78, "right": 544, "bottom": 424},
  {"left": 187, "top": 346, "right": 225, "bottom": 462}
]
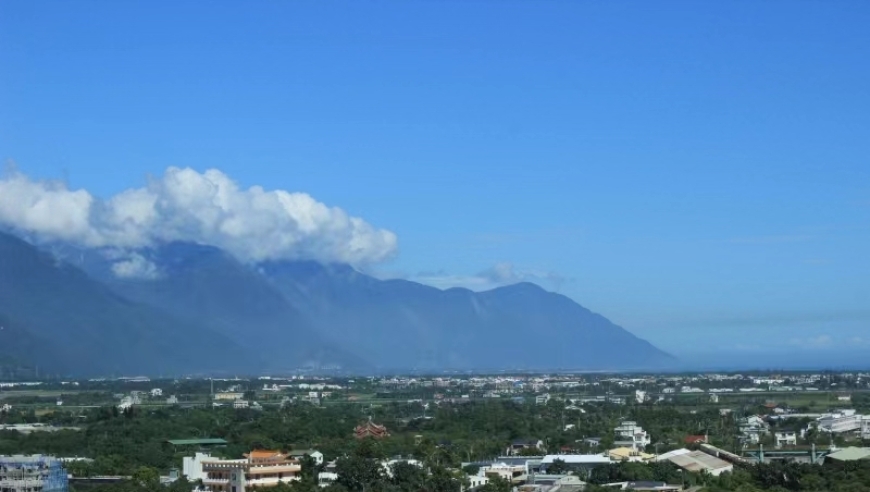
[
  {"left": 4, "top": 233, "right": 673, "bottom": 374},
  {"left": 0, "top": 232, "right": 252, "bottom": 376},
  {"left": 103, "top": 243, "right": 366, "bottom": 372},
  {"left": 261, "top": 260, "right": 674, "bottom": 371}
]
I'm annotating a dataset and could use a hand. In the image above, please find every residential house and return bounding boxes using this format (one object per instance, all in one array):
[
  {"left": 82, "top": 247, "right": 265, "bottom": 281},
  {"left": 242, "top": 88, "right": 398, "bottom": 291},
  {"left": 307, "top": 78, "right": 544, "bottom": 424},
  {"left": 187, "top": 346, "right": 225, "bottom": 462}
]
[
  {"left": 774, "top": 431, "right": 797, "bottom": 448},
  {"left": 506, "top": 439, "right": 545, "bottom": 456},
  {"left": 739, "top": 416, "right": 770, "bottom": 444},
  {"left": 288, "top": 450, "right": 324, "bottom": 466}
]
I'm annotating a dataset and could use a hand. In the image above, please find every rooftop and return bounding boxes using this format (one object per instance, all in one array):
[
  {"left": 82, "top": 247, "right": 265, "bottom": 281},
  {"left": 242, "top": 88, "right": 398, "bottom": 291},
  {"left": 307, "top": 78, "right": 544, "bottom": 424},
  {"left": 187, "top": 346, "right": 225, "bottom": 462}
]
[
  {"left": 827, "top": 447, "right": 870, "bottom": 462},
  {"left": 665, "top": 450, "right": 731, "bottom": 473}
]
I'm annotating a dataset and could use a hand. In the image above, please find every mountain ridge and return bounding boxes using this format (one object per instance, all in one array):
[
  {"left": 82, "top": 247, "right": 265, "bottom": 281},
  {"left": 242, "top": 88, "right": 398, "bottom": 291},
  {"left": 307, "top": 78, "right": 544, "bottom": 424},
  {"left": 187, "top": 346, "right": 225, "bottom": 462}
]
[{"left": 1, "top": 233, "right": 673, "bottom": 375}]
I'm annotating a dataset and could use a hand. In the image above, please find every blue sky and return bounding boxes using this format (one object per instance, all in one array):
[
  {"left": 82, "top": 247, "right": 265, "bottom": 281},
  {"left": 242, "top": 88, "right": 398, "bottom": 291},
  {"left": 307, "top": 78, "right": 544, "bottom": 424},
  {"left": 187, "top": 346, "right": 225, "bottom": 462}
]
[{"left": 1, "top": 1, "right": 869, "bottom": 355}]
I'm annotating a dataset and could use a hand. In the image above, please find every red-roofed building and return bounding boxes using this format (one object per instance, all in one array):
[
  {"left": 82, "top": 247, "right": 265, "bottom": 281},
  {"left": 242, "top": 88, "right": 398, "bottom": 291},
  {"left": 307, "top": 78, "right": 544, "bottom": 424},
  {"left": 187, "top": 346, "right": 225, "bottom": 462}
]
[
  {"left": 354, "top": 419, "right": 389, "bottom": 439},
  {"left": 684, "top": 435, "right": 707, "bottom": 445}
]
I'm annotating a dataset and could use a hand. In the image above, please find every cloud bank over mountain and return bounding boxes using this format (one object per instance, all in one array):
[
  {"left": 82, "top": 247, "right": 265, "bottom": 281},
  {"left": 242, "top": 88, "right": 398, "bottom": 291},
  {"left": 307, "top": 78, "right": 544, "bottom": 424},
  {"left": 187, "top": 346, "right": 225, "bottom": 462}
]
[{"left": 0, "top": 166, "right": 398, "bottom": 267}]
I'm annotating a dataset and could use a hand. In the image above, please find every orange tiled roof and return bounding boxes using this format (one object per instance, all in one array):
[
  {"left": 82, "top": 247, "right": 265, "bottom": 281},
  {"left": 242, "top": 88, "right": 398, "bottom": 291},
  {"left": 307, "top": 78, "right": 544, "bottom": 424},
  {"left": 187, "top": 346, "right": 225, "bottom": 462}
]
[{"left": 247, "top": 450, "right": 282, "bottom": 459}]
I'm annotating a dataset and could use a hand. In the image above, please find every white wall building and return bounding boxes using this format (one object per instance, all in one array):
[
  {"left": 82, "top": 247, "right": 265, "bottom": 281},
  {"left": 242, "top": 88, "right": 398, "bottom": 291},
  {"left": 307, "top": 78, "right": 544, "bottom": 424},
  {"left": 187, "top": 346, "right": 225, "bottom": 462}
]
[
  {"left": 774, "top": 431, "right": 797, "bottom": 448},
  {"left": 818, "top": 410, "right": 862, "bottom": 434},
  {"left": 614, "top": 421, "right": 651, "bottom": 450}
]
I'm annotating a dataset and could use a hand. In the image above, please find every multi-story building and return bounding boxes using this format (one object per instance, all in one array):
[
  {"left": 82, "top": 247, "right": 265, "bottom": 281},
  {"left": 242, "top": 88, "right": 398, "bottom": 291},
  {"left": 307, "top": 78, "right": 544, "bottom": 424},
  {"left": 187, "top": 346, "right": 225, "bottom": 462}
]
[
  {"left": 774, "top": 431, "right": 797, "bottom": 448},
  {"left": 614, "top": 421, "right": 651, "bottom": 451},
  {"left": 0, "top": 455, "right": 69, "bottom": 492},
  {"left": 200, "top": 450, "right": 301, "bottom": 492}
]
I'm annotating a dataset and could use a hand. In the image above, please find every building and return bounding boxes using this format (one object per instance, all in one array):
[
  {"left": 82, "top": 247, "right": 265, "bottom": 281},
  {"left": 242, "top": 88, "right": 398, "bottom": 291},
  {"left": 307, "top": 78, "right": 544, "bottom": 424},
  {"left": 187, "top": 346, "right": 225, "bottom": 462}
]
[
  {"left": 479, "top": 462, "right": 527, "bottom": 483},
  {"left": 657, "top": 449, "right": 733, "bottom": 476},
  {"left": 150, "top": 388, "right": 163, "bottom": 397},
  {"left": 635, "top": 390, "right": 648, "bottom": 404},
  {"left": 200, "top": 450, "right": 301, "bottom": 492},
  {"left": 826, "top": 447, "right": 870, "bottom": 463},
  {"left": 774, "top": 431, "right": 797, "bottom": 448},
  {"left": 0, "top": 403, "right": 11, "bottom": 413},
  {"left": 614, "top": 421, "right": 651, "bottom": 451},
  {"left": 540, "top": 455, "right": 612, "bottom": 477},
  {"left": 739, "top": 416, "right": 770, "bottom": 444},
  {"left": 535, "top": 394, "right": 551, "bottom": 405},
  {"left": 818, "top": 410, "right": 862, "bottom": 434},
  {"left": 233, "top": 400, "right": 250, "bottom": 409},
  {"left": 354, "top": 420, "right": 389, "bottom": 439},
  {"left": 684, "top": 435, "right": 707, "bottom": 445},
  {"left": 287, "top": 450, "right": 324, "bottom": 466},
  {"left": 507, "top": 439, "right": 545, "bottom": 456},
  {"left": 214, "top": 392, "right": 244, "bottom": 401},
  {"left": 607, "top": 447, "right": 655, "bottom": 463},
  {"left": 0, "top": 455, "right": 69, "bottom": 492}
]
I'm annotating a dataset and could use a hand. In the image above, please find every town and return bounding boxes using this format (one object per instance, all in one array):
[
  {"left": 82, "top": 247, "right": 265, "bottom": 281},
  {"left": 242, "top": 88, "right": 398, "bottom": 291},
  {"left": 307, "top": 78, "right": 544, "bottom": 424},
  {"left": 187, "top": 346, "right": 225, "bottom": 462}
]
[{"left": 2, "top": 371, "right": 870, "bottom": 492}]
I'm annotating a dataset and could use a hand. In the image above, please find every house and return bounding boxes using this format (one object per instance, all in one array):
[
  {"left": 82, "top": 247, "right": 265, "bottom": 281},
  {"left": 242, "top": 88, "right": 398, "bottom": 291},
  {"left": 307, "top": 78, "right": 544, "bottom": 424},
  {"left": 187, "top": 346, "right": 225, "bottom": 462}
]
[
  {"left": 635, "top": 390, "right": 648, "bottom": 404},
  {"left": 0, "top": 403, "right": 11, "bottom": 413},
  {"left": 506, "top": 439, "right": 545, "bottom": 456},
  {"left": 536, "top": 393, "right": 551, "bottom": 405},
  {"left": 150, "top": 388, "right": 163, "bottom": 397},
  {"left": 288, "top": 449, "right": 324, "bottom": 465},
  {"left": 233, "top": 400, "right": 250, "bottom": 409},
  {"left": 614, "top": 421, "right": 651, "bottom": 451},
  {"left": 774, "top": 431, "right": 797, "bottom": 448},
  {"left": 467, "top": 474, "right": 490, "bottom": 488},
  {"left": 739, "top": 416, "right": 770, "bottom": 444},
  {"left": 166, "top": 395, "right": 179, "bottom": 405}
]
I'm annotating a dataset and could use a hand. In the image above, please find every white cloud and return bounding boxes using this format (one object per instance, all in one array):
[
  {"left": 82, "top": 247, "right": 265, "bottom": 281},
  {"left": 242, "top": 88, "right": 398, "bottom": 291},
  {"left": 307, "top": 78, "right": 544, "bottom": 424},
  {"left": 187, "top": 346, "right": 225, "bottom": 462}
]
[
  {"left": 414, "top": 262, "right": 567, "bottom": 292},
  {"left": 111, "top": 253, "right": 161, "bottom": 280},
  {"left": 0, "top": 166, "right": 398, "bottom": 267}
]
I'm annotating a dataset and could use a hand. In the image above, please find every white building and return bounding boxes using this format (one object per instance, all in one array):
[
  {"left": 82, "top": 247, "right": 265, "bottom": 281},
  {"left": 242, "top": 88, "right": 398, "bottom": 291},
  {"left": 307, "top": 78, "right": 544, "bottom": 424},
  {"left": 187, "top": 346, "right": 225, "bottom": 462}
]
[
  {"left": 288, "top": 450, "right": 324, "bottom": 466},
  {"left": 739, "top": 416, "right": 769, "bottom": 444},
  {"left": 0, "top": 404, "right": 11, "bottom": 413},
  {"left": 536, "top": 393, "right": 551, "bottom": 405},
  {"left": 635, "top": 390, "right": 647, "bottom": 404},
  {"left": 614, "top": 421, "right": 651, "bottom": 450},
  {"left": 234, "top": 400, "right": 250, "bottom": 409},
  {"left": 150, "top": 388, "right": 163, "bottom": 397},
  {"left": 818, "top": 410, "right": 862, "bottom": 434},
  {"left": 774, "top": 431, "right": 797, "bottom": 448},
  {"left": 478, "top": 462, "right": 527, "bottom": 483}
]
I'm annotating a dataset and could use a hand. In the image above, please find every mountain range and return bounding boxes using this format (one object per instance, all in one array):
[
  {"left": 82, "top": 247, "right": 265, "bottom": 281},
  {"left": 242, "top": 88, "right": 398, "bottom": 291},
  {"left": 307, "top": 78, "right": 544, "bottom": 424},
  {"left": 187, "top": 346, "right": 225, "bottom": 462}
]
[{"left": 0, "top": 231, "right": 673, "bottom": 376}]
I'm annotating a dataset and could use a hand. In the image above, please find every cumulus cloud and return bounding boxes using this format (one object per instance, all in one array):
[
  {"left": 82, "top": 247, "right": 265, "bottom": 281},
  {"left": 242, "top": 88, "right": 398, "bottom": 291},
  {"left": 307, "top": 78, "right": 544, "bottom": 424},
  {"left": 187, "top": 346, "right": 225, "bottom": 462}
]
[
  {"left": 414, "top": 262, "right": 568, "bottom": 292},
  {"left": 0, "top": 166, "right": 398, "bottom": 268}
]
